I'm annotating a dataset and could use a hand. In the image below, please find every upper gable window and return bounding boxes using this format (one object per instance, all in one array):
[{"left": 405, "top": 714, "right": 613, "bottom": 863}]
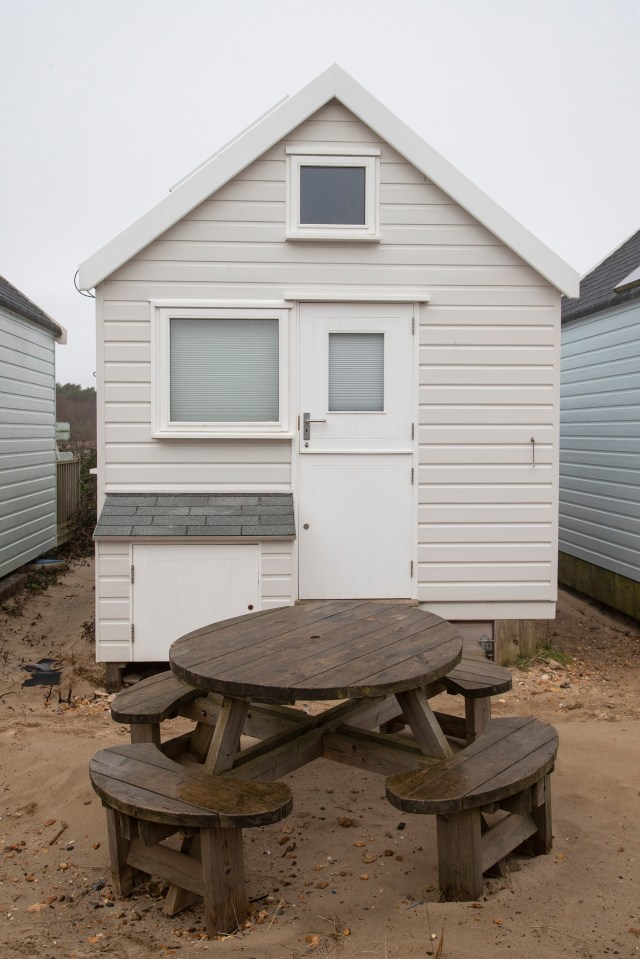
[{"left": 286, "top": 149, "right": 380, "bottom": 240}]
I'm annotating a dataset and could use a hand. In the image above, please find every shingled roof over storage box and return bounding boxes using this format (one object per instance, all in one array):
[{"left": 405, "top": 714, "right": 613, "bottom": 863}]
[{"left": 94, "top": 494, "right": 295, "bottom": 539}]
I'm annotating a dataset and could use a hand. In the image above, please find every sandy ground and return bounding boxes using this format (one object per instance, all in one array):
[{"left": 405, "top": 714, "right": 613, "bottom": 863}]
[{"left": 0, "top": 559, "right": 639, "bottom": 959}]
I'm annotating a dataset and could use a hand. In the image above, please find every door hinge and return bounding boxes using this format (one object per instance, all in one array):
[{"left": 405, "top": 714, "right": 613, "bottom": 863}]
[
  {"left": 130, "top": 564, "right": 135, "bottom": 584},
  {"left": 131, "top": 624, "right": 135, "bottom": 643},
  {"left": 411, "top": 422, "right": 415, "bottom": 441},
  {"left": 410, "top": 560, "right": 414, "bottom": 578},
  {"left": 411, "top": 316, "right": 416, "bottom": 335},
  {"left": 411, "top": 467, "right": 414, "bottom": 485}
]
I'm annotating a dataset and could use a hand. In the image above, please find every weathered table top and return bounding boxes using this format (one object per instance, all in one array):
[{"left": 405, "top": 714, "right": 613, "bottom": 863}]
[{"left": 169, "top": 600, "right": 463, "bottom": 704}]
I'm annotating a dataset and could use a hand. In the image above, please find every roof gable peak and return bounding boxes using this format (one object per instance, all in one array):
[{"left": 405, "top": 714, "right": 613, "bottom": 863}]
[{"left": 79, "top": 65, "right": 578, "bottom": 296}]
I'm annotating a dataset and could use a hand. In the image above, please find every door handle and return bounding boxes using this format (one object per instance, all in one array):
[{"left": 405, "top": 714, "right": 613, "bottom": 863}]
[{"left": 303, "top": 412, "right": 327, "bottom": 441}]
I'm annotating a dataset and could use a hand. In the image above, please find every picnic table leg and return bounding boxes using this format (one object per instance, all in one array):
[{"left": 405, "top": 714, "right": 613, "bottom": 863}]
[
  {"left": 396, "top": 688, "right": 453, "bottom": 759},
  {"left": 203, "top": 697, "right": 250, "bottom": 775},
  {"left": 129, "top": 723, "right": 161, "bottom": 747},
  {"left": 201, "top": 827, "right": 248, "bottom": 936},
  {"left": 436, "top": 808, "right": 483, "bottom": 900},
  {"left": 464, "top": 697, "right": 491, "bottom": 744}
]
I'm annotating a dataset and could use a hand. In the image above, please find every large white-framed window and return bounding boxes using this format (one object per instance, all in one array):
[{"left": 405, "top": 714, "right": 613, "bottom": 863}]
[
  {"left": 151, "top": 304, "right": 291, "bottom": 438},
  {"left": 286, "top": 148, "right": 380, "bottom": 241}
]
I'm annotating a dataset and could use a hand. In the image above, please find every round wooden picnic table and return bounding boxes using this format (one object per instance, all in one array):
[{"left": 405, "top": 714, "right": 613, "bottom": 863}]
[{"left": 169, "top": 599, "right": 463, "bottom": 705}]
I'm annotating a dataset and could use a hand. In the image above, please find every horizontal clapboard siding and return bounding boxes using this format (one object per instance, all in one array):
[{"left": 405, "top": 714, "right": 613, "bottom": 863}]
[
  {"left": 0, "top": 308, "right": 57, "bottom": 578},
  {"left": 96, "top": 98, "right": 560, "bottom": 634},
  {"left": 418, "top": 299, "right": 558, "bottom": 607},
  {"left": 559, "top": 302, "right": 640, "bottom": 583}
]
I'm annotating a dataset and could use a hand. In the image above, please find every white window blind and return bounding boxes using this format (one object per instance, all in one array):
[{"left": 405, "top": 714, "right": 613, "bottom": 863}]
[
  {"left": 328, "top": 332, "right": 384, "bottom": 411},
  {"left": 170, "top": 318, "right": 279, "bottom": 422}
]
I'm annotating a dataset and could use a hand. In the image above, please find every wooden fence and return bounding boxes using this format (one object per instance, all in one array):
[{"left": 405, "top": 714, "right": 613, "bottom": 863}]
[{"left": 57, "top": 458, "right": 81, "bottom": 544}]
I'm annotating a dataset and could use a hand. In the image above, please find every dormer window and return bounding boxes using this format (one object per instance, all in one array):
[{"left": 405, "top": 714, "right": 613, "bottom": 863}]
[{"left": 286, "top": 148, "right": 380, "bottom": 240}]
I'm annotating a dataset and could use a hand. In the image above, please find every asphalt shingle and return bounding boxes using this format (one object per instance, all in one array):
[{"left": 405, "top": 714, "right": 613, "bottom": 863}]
[
  {"left": 562, "top": 229, "right": 640, "bottom": 323},
  {"left": 94, "top": 493, "right": 295, "bottom": 540}
]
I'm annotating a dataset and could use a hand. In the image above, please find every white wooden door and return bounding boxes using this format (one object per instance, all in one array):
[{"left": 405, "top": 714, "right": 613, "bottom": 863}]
[
  {"left": 298, "top": 303, "right": 415, "bottom": 599},
  {"left": 132, "top": 544, "right": 260, "bottom": 661}
]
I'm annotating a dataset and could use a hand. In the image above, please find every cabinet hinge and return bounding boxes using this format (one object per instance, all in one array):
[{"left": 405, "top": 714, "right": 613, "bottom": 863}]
[
  {"left": 131, "top": 624, "right": 135, "bottom": 643},
  {"left": 411, "top": 467, "right": 414, "bottom": 485},
  {"left": 411, "top": 316, "right": 416, "bottom": 335},
  {"left": 130, "top": 565, "right": 135, "bottom": 584}
]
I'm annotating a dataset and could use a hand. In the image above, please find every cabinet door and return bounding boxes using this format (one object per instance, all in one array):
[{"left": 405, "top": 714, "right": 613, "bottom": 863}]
[{"left": 132, "top": 544, "right": 259, "bottom": 661}]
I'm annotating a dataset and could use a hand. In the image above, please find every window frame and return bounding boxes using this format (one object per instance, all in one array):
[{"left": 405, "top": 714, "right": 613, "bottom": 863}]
[
  {"left": 151, "top": 304, "right": 292, "bottom": 438},
  {"left": 286, "top": 148, "right": 380, "bottom": 241}
]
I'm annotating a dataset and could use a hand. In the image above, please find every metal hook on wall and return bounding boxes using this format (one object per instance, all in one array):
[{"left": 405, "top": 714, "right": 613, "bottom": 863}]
[{"left": 530, "top": 437, "right": 536, "bottom": 466}]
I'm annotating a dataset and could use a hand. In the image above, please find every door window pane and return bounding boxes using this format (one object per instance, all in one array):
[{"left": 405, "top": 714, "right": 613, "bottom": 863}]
[
  {"left": 300, "top": 166, "right": 366, "bottom": 225},
  {"left": 329, "top": 332, "right": 384, "bottom": 411},
  {"left": 170, "top": 318, "right": 279, "bottom": 421}
]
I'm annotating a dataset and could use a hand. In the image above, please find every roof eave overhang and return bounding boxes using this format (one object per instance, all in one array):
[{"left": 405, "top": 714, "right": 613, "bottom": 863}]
[{"left": 78, "top": 64, "right": 579, "bottom": 297}]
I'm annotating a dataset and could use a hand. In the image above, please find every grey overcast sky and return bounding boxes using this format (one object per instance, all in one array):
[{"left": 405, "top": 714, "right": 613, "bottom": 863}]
[{"left": 1, "top": 0, "right": 639, "bottom": 387}]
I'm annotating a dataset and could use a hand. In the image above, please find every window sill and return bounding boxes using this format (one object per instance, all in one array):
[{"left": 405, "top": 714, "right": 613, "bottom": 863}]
[
  {"left": 153, "top": 430, "right": 294, "bottom": 440},
  {"left": 286, "top": 232, "right": 381, "bottom": 242}
]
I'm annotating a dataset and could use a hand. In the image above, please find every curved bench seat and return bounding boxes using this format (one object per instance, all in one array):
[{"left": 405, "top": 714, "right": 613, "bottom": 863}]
[
  {"left": 90, "top": 743, "right": 292, "bottom": 935},
  {"left": 386, "top": 716, "right": 558, "bottom": 900}
]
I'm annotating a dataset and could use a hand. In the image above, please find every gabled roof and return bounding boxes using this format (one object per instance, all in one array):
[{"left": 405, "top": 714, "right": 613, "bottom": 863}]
[
  {"left": 0, "top": 275, "right": 65, "bottom": 340},
  {"left": 79, "top": 65, "right": 579, "bottom": 296},
  {"left": 562, "top": 228, "right": 640, "bottom": 323}
]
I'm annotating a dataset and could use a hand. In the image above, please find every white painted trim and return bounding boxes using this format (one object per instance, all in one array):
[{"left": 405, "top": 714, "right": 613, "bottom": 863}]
[
  {"left": 96, "top": 536, "right": 295, "bottom": 544},
  {"left": 78, "top": 65, "right": 579, "bottom": 296},
  {"left": 284, "top": 287, "right": 430, "bottom": 303},
  {"left": 286, "top": 152, "right": 379, "bottom": 240},
  {"left": 150, "top": 299, "right": 293, "bottom": 309},
  {"left": 151, "top": 304, "right": 291, "bottom": 438},
  {"left": 421, "top": 602, "right": 557, "bottom": 620},
  {"left": 285, "top": 145, "right": 382, "bottom": 156}
]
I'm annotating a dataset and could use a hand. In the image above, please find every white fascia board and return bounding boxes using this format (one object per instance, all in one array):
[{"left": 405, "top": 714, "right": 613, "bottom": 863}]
[
  {"left": 78, "top": 70, "right": 339, "bottom": 290},
  {"left": 78, "top": 64, "right": 579, "bottom": 297},
  {"left": 333, "top": 69, "right": 579, "bottom": 297}
]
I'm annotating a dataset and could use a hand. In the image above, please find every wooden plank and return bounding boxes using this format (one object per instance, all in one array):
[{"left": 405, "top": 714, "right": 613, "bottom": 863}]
[
  {"left": 130, "top": 723, "right": 160, "bottom": 747},
  {"left": 386, "top": 717, "right": 558, "bottom": 814},
  {"left": 444, "top": 660, "right": 512, "bottom": 698},
  {"left": 432, "top": 711, "right": 466, "bottom": 741},
  {"left": 203, "top": 698, "right": 250, "bottom": 775},
  {"left": 436, "top": 809, "right": 483, "bottom": 901},
  {"left": 204, "top": 603, "right": 420, "bottom": 682},
  {"left": 201, "top": 827, "right": 248, "bottom": 936},
  {"left": 105, "top": 808, "right": 139, "bottom": 897},
  {"left": 127, "top": 837, "right": 203, "bottom": 897},
  {"left": 164, "top": 834, "right": 200, "bottom": 917},
  {"left": 187, "top": 722, "right": 215, "bottom": 763},
  {"left": 225, "top": 701, "right": 384, "bottom": 779},
  {"left": 323, "top": 727, "right": 442, "bottom": 777},
  {"left": 111, "top": 671, "right": 200, "bottom": 723},
  {"left": 171, "top": 600, "right": 367, "bottom": 667},
  {"left": 480, "top": 812, "right": 537, "bottom": 873},
  {"left": 225, "top": 698, "right": 387, "bottom": 781},
  {"left": 136, "top": 819, "right": 181, "bottom": 847},
  {"left": 170, "top": 601, "right": 462, "bottom": 702},
  {"left": 465, "top": 697, "right": 491, "bottom": 743},
  {"left": 524, "top": 774, "right": 553, "bottom": 855},
  {"left": 90, "top": 744, "right": 292, "bottom": 827},
  {"left": 227, "top": 726, "right": 325, "bottom": 781},
  {"left": 173, "top": 601, "right": 411, "bottom": 695},
  {"left": 396, "top": 688, "right": 453, "bottom": 759}
]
